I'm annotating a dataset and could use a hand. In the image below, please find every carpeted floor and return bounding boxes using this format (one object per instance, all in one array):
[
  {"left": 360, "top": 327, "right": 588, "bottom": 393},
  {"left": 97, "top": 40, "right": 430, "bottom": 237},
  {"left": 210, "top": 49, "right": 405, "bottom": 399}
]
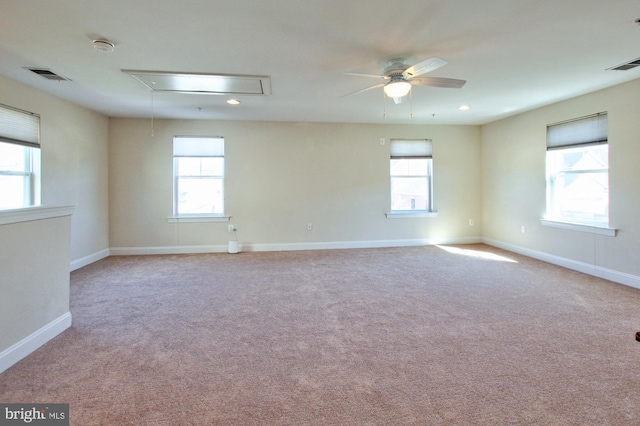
[{"left": 1, "top": 244, "right": 640, "bottom": 425}]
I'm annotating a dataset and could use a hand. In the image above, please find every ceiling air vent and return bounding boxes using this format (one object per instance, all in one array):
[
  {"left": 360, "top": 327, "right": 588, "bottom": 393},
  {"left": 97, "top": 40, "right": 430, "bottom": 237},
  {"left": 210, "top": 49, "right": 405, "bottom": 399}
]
[
  {"left": 25, "top": 68, "right": 71, "bottom": 81},
  {"left": 607, "top": 58, "right": 640, "bottom": 71}
]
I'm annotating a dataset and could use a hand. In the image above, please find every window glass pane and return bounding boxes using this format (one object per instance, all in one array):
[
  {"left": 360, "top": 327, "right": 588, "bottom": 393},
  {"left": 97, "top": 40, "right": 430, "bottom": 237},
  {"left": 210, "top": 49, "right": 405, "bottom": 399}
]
[
  {"left": 177, "top": 157, "right": 223, "bottom": 177},
  {"left": 177, "top": 158, "right": 202, "bottom": 176},
  {"left": 391, "top": 177, "right": 427, "bottom": 210},
  {"left": 390, "top": 159, "right": 409, "bottom": 175},
  {"left": 550, "top": 171, "right": 608, "bottom": 223},
  {"left": 547, "top": 144, "right": 608, "bottom": 225},
  {"left": 0, "top": 141, "right": 34, "bottom": 209},
  {"left": 0, "top": 175, "right": 27, "bottom": 209},
  {"left": 408, "top": 158, "right": 428, "bottom": 175},
  {"left": 391, "top": 158, "right": 428, "bottom": 176},
  {"left": 177, "top": 177, "right": 223, "bottom": 215},
  {"left": 0, "top": 141, "right": 27, "bottom": 172},
  {"left": 200, "top": 157, "right": 223, "bottom": 176},
  {"left": 550, "top": 145, "right": 608, "bottom": 172}
]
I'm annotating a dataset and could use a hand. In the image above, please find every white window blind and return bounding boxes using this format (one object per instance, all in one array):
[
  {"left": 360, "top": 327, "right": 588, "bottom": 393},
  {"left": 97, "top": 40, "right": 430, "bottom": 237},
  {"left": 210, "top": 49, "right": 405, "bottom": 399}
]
[
  {"left": 0, "top": 104, "right": 40, "bottom": 148},
  {"left": 173, "top": 136, "right": 224, "bottom": 157},
  {"left": 390, "top": 139, "right": 432, "bottom": 158},
  {"left": 547, "top": 113, "right": 608, "bottom": 150}
]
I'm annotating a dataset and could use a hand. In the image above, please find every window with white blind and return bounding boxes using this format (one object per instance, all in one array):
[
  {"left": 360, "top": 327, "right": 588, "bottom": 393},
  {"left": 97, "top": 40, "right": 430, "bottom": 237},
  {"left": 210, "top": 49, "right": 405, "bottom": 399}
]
[
  {"left": 389, "top": 139, "right": 433, "bottom": 213},
  {"left": 545, "top": 113, "right": 609, "bottom": 226},
  {"left": 173, "top": 136, "right": 224, "bottom": 217},
  {"left": 0, "top": 104, "right": 41, "bottom": 210}
]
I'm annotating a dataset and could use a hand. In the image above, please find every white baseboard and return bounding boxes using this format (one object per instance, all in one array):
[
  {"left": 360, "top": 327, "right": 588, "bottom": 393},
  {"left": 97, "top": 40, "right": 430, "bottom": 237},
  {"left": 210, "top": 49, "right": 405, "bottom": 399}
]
[
  {"left": 70, "top": 248, "right": 110, "bottom": 271},
  {"left": 483, "top": 238, "right": 640, "bottom": 290},
  {"left": 0, "top": 312, "right": 72, "bottom": 374},
  {"left": 241, "top": 237, "right": 482, "bottom": 252},
  {"left": 110, "top": 245, "right": 229, "bottom": 256},
  {"left": 109, "top": 237, "right": 482, "bottom": 256}
]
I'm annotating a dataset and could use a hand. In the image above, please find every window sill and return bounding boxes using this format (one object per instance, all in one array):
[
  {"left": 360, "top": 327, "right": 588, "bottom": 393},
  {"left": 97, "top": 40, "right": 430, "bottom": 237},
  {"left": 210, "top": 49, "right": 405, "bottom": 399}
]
[
  {"left": 167, "top": 216, "right": 230, "bottom": 223},
  {"left": 540, "top": 219, "right": 617, "bottom": 237},
  {"left": 385, "top": 211, "right": 438, "bottom": 219}
]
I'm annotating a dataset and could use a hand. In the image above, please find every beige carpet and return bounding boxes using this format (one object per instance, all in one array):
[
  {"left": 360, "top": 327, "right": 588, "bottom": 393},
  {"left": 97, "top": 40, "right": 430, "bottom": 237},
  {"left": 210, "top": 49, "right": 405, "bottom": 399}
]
[{"left": 1, "top": 244, "right": 640, "bottom": 425}]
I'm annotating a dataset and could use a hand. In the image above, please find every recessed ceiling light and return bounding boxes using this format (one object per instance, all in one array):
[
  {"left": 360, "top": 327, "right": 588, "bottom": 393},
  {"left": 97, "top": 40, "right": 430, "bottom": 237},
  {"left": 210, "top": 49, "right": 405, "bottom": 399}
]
[
  {"left": 227, "top": 99, "right": 241, "bottom": 105},
  {"left": 458, "top": 105, "right": 471, "bottom": 111}
]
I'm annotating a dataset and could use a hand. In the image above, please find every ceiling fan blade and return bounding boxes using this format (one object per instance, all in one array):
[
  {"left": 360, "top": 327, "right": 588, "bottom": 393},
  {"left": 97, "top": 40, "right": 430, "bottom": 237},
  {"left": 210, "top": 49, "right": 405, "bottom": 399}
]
[
  {"left": 340, "top": 82, "right": 385, "bottom": 98},
  {"left": 344, "top": 72, "right": 388, "bottom": 79},
  {"left": 411, "top": 77, "right": 466, "bottom": 89},
  {"left": 403, "top": 57, "right": 448, "bottom": 78}
]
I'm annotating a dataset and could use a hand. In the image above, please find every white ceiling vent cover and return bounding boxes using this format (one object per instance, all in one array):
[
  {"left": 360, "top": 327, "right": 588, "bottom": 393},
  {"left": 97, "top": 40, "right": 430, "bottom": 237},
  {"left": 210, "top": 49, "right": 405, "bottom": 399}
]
[
  {"left": 25, "top": 68, "right": 71, "bottom": 81},
  {"left": 607, "top": 57, "right": 640, "bottom": 71},
  {"left": 122, "top": 70, "right": 272, "bottom": 95}
]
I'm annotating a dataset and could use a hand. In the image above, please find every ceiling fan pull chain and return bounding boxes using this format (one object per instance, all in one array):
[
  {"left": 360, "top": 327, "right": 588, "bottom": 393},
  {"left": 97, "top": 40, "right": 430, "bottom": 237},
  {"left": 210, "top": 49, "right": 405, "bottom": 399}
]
[
  {"left": 409, "top": 89, "right": 413, "bottom": 119},
  {"left": 382, "top": 90, "right": 386, "bottom": 119},
  {"left": 150, "top": 91, "right": 155, "bottom": 137}
]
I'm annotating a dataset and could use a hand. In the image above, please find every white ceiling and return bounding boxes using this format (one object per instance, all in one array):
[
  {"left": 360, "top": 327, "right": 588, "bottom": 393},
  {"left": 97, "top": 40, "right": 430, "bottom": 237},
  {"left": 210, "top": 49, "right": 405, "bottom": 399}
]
[{"left": 1, "top": 0, "right": 639, "bottom": 125}]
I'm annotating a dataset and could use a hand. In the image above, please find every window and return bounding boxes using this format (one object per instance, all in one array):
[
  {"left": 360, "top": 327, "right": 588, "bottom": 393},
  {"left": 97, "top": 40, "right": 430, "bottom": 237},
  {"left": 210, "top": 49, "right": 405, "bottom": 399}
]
[
  {"left": 0, "top": 104, "right": 40, "bottom": 209},
  {"left": 546, "top": 113, "right": 608, "bottom": 226},
  {"left": 173, "top": 136, "right": 224, "bottom": 217},
  {"left": 390, "top": 139, "right": 433, "bottom": 212}
]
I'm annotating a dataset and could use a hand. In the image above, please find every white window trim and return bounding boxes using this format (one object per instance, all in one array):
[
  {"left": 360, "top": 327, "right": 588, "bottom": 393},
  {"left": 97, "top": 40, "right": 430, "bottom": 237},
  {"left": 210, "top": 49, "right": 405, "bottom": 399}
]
[
  {"left": 540, "top": 219, "right": 617, "bottom": 237},
  {"left": 167, "top": 215, "right": 230, "bottom": 223},
  {"left": 386, "top": 211, "right": 438, "bottom": 219}
]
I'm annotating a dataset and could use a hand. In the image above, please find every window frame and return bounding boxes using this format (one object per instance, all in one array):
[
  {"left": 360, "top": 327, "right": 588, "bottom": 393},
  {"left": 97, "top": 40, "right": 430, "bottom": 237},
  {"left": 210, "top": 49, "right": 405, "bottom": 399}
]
[
  {"left": 387, "top": 139, "right": 435, "bottom": 217},
  {"left": 0, "top": 104, "right": 41, "bottom": 210},
  {"left": 170, "top": 136, "right": 228, "bottom": 222},
  {"left": 544, "top": 112, "right": 613, "bottom": 231}
]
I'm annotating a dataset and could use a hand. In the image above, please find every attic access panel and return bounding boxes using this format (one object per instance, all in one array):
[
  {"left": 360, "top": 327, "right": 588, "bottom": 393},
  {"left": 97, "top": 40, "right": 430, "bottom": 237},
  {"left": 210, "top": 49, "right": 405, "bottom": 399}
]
[{"left": 122, "top": 70, "right": 271, "bottom": 95}]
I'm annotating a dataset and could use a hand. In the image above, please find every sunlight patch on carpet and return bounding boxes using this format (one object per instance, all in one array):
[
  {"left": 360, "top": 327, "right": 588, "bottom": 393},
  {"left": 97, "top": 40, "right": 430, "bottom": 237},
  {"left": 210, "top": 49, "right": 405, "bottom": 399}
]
[{"left": 436, "top": 245, "right": 518, "bottom": 263}]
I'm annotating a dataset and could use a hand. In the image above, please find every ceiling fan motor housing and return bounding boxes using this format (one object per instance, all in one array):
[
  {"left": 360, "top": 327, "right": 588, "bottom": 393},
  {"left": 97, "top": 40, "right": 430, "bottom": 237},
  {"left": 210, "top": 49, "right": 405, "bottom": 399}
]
[{"left": 383, "top": 59, "right": 409, "bottom": 77}]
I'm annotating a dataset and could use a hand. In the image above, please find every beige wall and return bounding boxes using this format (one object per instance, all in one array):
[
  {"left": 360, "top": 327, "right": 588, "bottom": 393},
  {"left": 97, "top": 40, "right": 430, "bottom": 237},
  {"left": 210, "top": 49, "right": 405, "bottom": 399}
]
[
  {"left": 109, "top": 119, "right": 482, "bottom": 249},
  {"left": 4, "top": 69, "right": 638, "bottom": 282},
  {"left": 0, "top": 76, "right": 109, "bottom": 370},
  {"left": 0, "top": 211, "right": 72, "bottom": 356},
  {"left": 481, "top": 78, "right": 640, "bottom": 277},
  {"left": 0, "top": 75, "right": 110, "bottom": 265}
]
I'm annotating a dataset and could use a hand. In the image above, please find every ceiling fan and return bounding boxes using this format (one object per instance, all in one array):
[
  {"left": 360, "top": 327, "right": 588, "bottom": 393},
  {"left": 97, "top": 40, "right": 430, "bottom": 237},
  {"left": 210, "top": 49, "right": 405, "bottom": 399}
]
[{"left": 343, "top": 57, "right": 466, "bottom": 104}]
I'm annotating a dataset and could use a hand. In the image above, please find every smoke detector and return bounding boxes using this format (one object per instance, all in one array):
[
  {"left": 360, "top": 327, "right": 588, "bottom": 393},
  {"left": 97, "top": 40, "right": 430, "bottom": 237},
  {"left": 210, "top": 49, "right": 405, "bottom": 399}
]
[{"left": 93, "top": 40, "right": 115, "bottom": 53}]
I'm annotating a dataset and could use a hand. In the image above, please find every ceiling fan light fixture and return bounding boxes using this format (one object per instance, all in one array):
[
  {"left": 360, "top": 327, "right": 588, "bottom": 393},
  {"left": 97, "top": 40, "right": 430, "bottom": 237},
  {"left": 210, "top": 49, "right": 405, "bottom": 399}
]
[{"left": 383, "top": 80, "right": 411, "bottom": 98}]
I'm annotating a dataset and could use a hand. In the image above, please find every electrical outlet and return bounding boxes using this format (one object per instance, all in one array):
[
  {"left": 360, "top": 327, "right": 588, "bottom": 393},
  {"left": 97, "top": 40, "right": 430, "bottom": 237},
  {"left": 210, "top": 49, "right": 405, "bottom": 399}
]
[
  {"left": 469, "top": 219, "right": 474, "bottom": 226},
  {"left": 380, "top": 138, "right": 385, "bottom": 145},
  {"left": 228, "top": 224, "right": 235, "bottom": 232},
  {"left": 521, "top": 225, "right": 526, "bottom": 234},
  {"left": 307, "top": 223, "right": 313, "bottom": 231}
]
